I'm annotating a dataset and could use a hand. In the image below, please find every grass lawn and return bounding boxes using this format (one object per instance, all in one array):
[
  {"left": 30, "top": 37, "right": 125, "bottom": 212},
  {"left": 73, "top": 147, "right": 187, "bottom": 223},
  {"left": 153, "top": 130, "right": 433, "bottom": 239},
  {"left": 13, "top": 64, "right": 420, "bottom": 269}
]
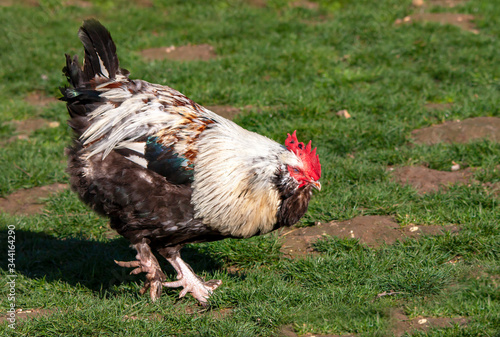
[{"left": 0, "top": 0, "right": 499, "bottom": 336}]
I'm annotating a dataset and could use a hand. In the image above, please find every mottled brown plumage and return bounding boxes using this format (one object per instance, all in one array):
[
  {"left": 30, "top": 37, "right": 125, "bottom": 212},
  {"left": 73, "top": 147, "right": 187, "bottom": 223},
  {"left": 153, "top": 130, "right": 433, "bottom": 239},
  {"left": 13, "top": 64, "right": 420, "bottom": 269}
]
[{"left": 61, "top": 19, "right": 321, "bottom": 304}]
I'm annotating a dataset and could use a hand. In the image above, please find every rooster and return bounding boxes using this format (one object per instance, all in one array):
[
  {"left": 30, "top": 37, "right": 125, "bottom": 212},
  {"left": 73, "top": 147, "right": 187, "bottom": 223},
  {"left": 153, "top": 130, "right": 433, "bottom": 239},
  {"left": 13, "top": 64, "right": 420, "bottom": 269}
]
[{"left": 60, "top": 19, "right": 321, "bottom": 304}]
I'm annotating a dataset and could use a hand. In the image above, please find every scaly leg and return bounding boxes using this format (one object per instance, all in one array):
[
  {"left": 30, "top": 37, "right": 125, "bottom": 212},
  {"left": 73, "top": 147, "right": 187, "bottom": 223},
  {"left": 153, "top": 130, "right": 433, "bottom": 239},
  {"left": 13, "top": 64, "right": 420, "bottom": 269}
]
[
  {"left": 115, "top": 242, "right": 166, "bottom": 301},
  {"left": 158, "top": 248, "right": 221, "bottom": 305}
]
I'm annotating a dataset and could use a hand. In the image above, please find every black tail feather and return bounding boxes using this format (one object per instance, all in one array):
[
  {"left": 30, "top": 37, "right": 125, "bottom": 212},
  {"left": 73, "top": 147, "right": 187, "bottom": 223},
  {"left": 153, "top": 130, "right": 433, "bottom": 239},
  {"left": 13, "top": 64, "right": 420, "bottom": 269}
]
[
  {"left": 61, "top": 19, "right": 121, "bottom": 135},
  {"left": 78, "top": 19, "right": 119, "bottom": 82},
  {"left": 61, "top": 19, "right": 121, "bottom": 94},
  {"left": 62, "top": 54, "right": 84, "bottom": 88}
]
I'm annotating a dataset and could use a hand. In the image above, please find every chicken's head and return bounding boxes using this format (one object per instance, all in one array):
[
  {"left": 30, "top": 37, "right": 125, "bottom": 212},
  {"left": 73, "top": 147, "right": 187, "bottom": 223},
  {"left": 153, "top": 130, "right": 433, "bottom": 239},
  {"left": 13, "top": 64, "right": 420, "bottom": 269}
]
[{"left": 285, "top": 130, "right": 321, "bottom": 190}]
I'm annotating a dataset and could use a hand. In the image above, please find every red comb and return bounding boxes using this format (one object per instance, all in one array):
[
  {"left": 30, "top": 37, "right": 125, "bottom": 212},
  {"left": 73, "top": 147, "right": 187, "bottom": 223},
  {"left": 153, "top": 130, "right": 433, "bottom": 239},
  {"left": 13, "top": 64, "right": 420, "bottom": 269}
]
[{"left": 285, "top": 130, "right": 321, "bottom": 180}]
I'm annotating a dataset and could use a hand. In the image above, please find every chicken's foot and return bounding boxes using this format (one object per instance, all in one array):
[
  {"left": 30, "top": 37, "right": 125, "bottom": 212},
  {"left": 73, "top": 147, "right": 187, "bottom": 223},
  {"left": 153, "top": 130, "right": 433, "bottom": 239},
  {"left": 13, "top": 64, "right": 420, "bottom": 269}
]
[
  {"left": 115, "top": 242, "right": 166, "bottom": 301},
  {"left": 161, "top": 254, "right": 221, "bottom": 305}
]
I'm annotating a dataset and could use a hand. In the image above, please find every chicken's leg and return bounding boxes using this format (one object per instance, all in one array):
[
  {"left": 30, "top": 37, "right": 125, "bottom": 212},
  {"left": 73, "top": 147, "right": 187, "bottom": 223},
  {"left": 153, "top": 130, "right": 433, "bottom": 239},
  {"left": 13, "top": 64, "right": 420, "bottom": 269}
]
[
  {"left": 158, "top": 248, "right": 221, "bottom": 305},
  {"left": 115, "top": 242, "right": 166, "bottom": 301}
]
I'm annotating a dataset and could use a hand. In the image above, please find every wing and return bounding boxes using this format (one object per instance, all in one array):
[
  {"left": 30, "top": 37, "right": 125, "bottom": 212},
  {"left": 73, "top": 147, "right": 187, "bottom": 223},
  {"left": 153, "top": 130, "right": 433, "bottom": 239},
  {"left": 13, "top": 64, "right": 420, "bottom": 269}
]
[
  {"left": 142, "top": 109, "right": 215, "bottom": 185},
  {"left": 78, "top": 79, "right": 219, "bottom": 185}
]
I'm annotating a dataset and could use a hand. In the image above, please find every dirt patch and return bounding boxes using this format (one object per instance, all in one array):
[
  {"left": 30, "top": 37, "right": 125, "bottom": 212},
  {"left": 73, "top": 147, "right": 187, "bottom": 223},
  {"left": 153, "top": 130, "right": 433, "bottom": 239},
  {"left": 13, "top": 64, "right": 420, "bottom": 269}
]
[
  {"left": 205, "top": 105, "right": 241, "bottom": 120},
  {"left": 422, "top": 0, "right": 468, "bottom": 8},
  {"left": 279, "top": 325, "right": 355, "bottom": 337},
  {"left": 469, "top": 265, "right": 500, "bottom": 287},
  {"left": 25, "top": 91, "right": 59, "bottom": 107},
  {"left": 0, "top": 308, "right": 56, "bottom": 324},
  {"left": 390, "top": 166, "right": 474, "bottom": 194},
  {"left": 63, "top": 0, "right": 92, "bottom": 7},
  {"left": 290, "top": 1, "right": 319, "bottom": 10},
  {"left": 392, "top": 165, "right": 499, "bottom": 197},
  {"left": 424, "top": 102, "right": 453, "bottom": 111},
  {"left": 395, "top": 13, "right": 477, "bottom": 33},
  {"left": 248, "top": 0, "right": 319, "bottom": 9},
  {"left": 140, "top": 45, "right": 216, "bottom": 62},
  {"left": 301, "top": 15, "right": 332, "bottom": 25},
  {"left": 303, "top": 333, "right": 354, "bottom": 337},
  {"left": 124, "top": 307, "right": 232, "bottom": 322},
  {"left": 209, "top": 307, "right": 233, "bottom": 320},
  {"left": 0, "top": 0, "right": 38, "bottom": 6},
  {"left": 2, "top": 118, "right": 60, "bottom": 144},
  {"left": 0, "top": 183, "right": 68, "bottom": 215},
  {"left": 133, "top": 0, "right": 153, "bottom": 7},
  {"left": 11, "top": 118, "right": 54, "bottom": 134},
  {"left": 279, "top": 325, "right": 298, "bottom": 337},
  {"left": 123, "top": 313, "right": 163, "bottom": 321},
  {"left": 483, "top": 181, "right": 500, "bottom": 197},
  {"left": 391, "top": 308, "right": 468, "bottom": 337},
  {"left": 411, "top": 117, "right": 500, "bottom": 145},
  {"left": 280, "top": 216, "right": 459, "bottom": 256},
  {"left": 247, "top": 0, "right": 267, "bottom": 7},
  {"left": 279, "top": 309, "right": 466, "bottom": 336}
]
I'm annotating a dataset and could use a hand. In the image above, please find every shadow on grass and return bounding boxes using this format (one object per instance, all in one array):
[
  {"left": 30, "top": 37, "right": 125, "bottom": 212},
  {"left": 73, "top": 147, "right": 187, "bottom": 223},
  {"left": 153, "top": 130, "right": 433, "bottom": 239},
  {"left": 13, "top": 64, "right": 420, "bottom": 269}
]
[{"left": 0, "top": 229, "right": 229, "bottom": 296}]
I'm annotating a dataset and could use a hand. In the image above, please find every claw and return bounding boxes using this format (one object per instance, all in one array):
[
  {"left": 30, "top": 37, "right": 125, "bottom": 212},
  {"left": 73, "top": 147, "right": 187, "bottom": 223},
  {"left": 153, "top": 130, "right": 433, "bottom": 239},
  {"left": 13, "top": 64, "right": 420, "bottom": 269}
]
[
  {"left": 139, "top": 283, "right": 149, "bottom": 295},
  {"left": 114, "top": 243, "right": 166, "bottom": 302},
  {"left": 179, "top": 287, "right": 189, "bottom": 299},
  {"left": 160, "top": 254, "right": 222, "bottom": 304},
  {"left": 117, "top": 244, "right": 221, "bottom": 304}
]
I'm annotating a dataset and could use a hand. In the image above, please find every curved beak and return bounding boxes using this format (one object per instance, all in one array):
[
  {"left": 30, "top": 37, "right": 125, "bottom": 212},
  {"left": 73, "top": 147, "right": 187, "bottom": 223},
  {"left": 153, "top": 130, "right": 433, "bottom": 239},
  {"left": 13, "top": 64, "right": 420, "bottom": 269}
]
[{"left": 311, "top": 180, "right": 321, "bottom": 191}]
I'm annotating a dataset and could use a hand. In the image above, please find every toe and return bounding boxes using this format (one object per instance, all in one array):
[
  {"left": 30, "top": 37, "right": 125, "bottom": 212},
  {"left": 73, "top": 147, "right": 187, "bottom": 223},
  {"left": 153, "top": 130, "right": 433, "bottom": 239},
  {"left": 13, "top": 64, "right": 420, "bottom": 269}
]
[
  {"left": 179, "top": 286, "right": 191, "bottom": 298},
  {"left": 139, "top": 282, "right": 151, "bottom": 295},
  {"left": 115, "top": 260, "right": 141, "bottom": 268},
  {"left": 130, "top": 267, "right": 145, "bottom": 275},
  {"left": 149, "top": 281, "right": 162, "bottom": 301},
  {"left": 163, "top": 280, "right": 183, "bottom": 288},
  {"left": 204, "top": 279, "right": 222, "bottom": 291}
]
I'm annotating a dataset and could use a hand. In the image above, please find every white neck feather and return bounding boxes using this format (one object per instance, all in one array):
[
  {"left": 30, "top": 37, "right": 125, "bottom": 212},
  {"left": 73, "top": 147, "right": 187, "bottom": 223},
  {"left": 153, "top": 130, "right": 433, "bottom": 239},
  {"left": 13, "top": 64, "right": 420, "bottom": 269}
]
[{"left": 192, "top": 122, "right": 299, "bottom": 238}]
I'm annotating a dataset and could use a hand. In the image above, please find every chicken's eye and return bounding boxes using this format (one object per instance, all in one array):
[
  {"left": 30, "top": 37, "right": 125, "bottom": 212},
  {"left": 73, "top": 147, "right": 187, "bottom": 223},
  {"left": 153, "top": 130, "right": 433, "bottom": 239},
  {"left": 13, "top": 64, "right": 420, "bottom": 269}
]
[{"left": 292, "top": 168, "right": 300, "bottom": 174}]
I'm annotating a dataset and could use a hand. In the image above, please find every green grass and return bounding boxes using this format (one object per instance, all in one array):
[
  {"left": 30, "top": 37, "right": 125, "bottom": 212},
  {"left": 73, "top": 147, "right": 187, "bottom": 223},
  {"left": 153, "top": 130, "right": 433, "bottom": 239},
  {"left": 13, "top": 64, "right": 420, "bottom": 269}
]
[{"left": 1, "top": 0, "right": 499, "bottom": 336}]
